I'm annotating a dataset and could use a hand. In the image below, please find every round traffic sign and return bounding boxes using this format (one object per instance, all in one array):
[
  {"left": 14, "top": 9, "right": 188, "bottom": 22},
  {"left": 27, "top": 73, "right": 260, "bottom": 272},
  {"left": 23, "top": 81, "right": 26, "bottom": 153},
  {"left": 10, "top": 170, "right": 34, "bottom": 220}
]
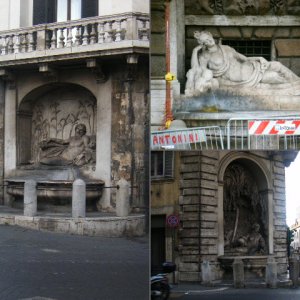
[{"left": 166, "top": 214, "right": 180, "bottom": 228}]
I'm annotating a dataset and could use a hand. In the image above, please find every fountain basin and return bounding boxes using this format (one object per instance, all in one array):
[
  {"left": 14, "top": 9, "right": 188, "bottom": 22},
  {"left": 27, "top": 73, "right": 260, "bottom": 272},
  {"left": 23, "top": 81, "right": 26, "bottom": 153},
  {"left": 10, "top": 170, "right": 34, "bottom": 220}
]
[
  {"left": 5, "top": 168, "right": 105, "bottom": 211},
  {"left": 218, "top": 255, "right": 269, "bottom": 279}
]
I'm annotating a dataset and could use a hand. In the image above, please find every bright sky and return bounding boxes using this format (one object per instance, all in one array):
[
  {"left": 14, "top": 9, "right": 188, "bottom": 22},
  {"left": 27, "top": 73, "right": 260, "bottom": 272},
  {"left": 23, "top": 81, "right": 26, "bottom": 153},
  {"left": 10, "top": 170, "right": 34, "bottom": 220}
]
[{"left": 286, "top": 151, "right": 300, "bottom": 226}]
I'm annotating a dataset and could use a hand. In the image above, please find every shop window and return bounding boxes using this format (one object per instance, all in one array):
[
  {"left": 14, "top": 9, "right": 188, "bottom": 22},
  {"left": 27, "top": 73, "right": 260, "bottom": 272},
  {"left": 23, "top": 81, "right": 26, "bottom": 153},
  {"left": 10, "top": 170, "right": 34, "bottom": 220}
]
[
  {"left": 222, "top": 40, "right": 271, "bottom": 61},
  {"left": 33, "top": 0, "right": 98, "bottom": 25},
  {"left": 151, "top": 151, "right": 174, "bottom": 179}
]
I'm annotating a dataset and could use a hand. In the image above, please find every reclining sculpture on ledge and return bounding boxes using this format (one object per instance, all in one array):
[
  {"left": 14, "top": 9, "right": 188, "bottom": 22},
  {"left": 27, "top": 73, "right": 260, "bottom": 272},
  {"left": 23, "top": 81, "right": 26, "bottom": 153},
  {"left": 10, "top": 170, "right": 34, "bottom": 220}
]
[
  {"left": 185, "top": 31, "right": 300, "bottom": 97},
  {"left": 39, "top": 123, "right": 96, "bottom": 167}
]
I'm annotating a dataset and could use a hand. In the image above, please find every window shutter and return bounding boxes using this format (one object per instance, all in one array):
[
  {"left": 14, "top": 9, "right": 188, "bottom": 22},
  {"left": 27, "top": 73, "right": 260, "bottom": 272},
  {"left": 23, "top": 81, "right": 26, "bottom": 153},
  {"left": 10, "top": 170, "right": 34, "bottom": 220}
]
[
  {"left": 164, "top": 152, "right": 174, "bottom": 178},
  {"left": 33, "top": 0, "right": 56, "bottom": 25},
  {"left": 81, "top": 0, "right": 98, "bottom": 18}
]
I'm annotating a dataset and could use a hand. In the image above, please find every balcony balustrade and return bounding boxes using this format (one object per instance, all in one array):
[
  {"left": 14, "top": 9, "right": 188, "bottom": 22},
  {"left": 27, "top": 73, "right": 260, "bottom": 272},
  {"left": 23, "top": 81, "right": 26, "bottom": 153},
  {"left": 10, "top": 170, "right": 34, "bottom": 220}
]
[{"left": 0, "top": 12, "right": 149, "bottom": 66}]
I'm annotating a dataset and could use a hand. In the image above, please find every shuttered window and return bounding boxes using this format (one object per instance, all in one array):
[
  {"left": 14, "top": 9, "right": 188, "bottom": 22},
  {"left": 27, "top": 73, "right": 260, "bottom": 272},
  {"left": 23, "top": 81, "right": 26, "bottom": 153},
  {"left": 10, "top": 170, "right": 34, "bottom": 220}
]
[
  {"left": 33, "top": 0, "right": 56, "bottom": 25},
  {"left": 33, "top": 0, "right": 98, "bottom": 25},
  {"left": 151, "top": 151, "right": 174, "bottom": 179}
]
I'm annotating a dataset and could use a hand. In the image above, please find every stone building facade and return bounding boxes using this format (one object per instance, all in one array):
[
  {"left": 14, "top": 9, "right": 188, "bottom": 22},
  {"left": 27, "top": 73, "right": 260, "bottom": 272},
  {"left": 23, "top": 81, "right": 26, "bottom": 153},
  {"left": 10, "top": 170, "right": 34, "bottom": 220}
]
[
  {"left": 151, "top": 150, "right": 296, "bottom": 282},
  {"left": 0, "top": 0, "right": 149, "bottom": 215}
]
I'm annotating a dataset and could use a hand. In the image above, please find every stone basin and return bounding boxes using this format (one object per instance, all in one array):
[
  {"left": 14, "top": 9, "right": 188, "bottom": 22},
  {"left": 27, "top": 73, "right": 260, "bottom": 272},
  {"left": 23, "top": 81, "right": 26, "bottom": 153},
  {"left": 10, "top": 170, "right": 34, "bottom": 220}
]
[
  {"left": 5, "top": 167, "right": 104, "bottom": 211},
  {"left": 218, "top": 255, "right": 269, "bottom": 279}
]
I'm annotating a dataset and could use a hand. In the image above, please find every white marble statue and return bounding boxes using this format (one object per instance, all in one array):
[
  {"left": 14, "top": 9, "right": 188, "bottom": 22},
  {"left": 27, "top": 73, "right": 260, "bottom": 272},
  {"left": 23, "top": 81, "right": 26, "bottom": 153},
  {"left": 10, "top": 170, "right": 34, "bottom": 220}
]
[{"left": 185, "top": 31, "right": 300, "bottom": 97}]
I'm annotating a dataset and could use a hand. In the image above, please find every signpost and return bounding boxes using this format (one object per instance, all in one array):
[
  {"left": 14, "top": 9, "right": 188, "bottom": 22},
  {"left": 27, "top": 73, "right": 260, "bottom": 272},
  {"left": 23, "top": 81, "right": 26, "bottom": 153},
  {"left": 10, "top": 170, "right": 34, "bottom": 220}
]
[{"left": 166, "top": 214, "right": 180, "bottom": 228}]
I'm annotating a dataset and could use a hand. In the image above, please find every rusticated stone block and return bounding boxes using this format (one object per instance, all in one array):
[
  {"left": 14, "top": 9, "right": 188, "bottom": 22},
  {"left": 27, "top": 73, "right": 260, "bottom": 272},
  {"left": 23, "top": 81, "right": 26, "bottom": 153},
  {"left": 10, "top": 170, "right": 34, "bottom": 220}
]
[{"left": 275, "top": 39, "right": 300, "bottom": 56}]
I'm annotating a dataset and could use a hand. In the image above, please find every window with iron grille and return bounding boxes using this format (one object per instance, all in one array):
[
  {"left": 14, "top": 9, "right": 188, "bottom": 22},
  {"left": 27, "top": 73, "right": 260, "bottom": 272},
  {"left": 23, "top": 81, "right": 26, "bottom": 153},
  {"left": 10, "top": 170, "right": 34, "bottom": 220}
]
[
  {"left": 151, "top": 151, "right": 174, "bottom": 179},
  {"left": 222, "top": 40, "right": 271, "bottom": 61}
]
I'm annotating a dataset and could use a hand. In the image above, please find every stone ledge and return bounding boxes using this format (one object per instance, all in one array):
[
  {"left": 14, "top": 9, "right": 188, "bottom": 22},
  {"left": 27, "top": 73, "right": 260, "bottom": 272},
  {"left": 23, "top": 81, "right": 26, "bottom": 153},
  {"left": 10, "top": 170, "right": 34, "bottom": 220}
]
[{"left": 0, "top": 213, "right": 145, "bottom": 237}]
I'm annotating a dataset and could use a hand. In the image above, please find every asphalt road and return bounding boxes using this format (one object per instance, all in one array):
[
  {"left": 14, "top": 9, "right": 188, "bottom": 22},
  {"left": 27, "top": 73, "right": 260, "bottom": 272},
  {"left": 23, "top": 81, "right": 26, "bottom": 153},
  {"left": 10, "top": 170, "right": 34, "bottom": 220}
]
[
  {"left": 0, "top": 225, "right": 149, "bottom": 300},
  {"left": 170, "top": 287, "right": 300, "bottom": 300}
]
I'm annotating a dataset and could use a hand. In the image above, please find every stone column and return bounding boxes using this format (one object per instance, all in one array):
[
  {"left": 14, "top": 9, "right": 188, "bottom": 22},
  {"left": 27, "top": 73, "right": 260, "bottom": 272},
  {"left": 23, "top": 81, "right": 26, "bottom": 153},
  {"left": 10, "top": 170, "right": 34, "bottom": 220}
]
[
  {"left": 116, "top": 178, "right": 130, "bottom": 217},
  {"left": 24, "top": 180, "right": 37, "bottom": 217},
  {"left": 201, "top": 260, "right": 212, "bottom": 286},
  {"left": 266, "top": 256, "right": 277, "bottom": 288},
  {"left": 170, "top": 0, "right": 185, "bottom": 92},
  {"left": 96, "top": 78, "right": 112, "bottom": 210},
  {"left": 233, "top": 258, "right": 245, "bottom": 288},
  {"left": 72, "top": 179, "right": 86, "bottom": 218}
]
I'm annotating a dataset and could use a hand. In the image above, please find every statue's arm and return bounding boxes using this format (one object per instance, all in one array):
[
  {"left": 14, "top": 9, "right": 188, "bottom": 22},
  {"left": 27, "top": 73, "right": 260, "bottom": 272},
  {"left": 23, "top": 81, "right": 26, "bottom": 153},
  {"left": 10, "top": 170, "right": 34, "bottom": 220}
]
[
  {"left": 191, "top": 45, "right": 203, "bottom": 69},
  {"left": 47, "top": 138, "right": 69, "bottom": 145}
]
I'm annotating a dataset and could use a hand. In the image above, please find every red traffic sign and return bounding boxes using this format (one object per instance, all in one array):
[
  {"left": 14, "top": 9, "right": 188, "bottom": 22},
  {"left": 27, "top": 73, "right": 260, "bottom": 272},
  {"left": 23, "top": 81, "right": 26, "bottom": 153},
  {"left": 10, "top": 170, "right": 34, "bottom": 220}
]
[{"left": 166, "top": 214, "right": 180, "bottom": 228}]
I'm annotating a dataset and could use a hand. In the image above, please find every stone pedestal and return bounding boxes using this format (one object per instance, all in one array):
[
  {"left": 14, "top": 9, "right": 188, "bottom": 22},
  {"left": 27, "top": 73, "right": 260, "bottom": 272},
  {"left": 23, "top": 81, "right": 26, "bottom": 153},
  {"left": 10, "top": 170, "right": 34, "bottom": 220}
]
[
  {"left": 289, "top": 256, "right": 299, "bottom": 287},
  {"left": 201, "top": 260, "right": 212, "bottom": 286},
  {"left": 233, "top": 258, "right": 245, "bottom": 288},
  {"left": 72, "top": 179, "right": 86, "bottom": 218},
  {"left": 116, "top": 179, "right": 130, "bottom": 217},
  {"left": 266, "top": 257, "right": 277, "bottom": 288},
  {"left": 24, "top": 180, "right": 37, "bottom": 217}
]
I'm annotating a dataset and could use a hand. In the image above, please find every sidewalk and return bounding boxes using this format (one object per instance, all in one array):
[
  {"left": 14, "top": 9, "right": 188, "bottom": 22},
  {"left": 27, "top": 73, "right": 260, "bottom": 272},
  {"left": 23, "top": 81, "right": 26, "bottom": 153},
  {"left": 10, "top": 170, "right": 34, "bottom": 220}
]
[
  {"left": 0, "top": 205, "right": 146, "bottom": 237},
  {"left": 170, "top": 275, "right": 292, "bottom": 294}
]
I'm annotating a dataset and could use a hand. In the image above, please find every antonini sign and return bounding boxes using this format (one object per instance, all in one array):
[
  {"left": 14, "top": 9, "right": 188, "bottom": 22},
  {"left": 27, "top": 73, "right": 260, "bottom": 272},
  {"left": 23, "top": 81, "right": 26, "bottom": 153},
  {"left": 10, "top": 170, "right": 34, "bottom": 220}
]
[{"left": 151, "top": 129, "right": 206, "bottom": 148}]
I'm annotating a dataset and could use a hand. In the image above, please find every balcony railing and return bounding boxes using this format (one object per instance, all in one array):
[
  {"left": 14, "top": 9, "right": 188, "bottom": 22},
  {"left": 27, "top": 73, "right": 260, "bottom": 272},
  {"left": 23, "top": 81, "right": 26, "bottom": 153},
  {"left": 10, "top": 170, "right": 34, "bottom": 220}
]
[{"left": 0, "top": 12, "right": 149, "bottom": 64}]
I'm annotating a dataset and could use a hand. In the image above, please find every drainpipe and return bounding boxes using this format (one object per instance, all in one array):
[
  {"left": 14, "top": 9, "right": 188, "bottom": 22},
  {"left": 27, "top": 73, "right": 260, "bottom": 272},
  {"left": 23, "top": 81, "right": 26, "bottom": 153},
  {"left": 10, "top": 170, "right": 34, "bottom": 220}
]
[
  {"left": 198, "top": 152, "right": 202, "bottom": 268},
  {"left": 164, "top": 0, "right": 174, "bottom": 129}
]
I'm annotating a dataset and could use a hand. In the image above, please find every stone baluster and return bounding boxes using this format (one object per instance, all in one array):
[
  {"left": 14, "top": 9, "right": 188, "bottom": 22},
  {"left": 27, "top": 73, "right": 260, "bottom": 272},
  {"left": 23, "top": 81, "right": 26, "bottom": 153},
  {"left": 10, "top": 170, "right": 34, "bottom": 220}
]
[
  {"left": 27, "top": 32, "right": 35, "bottom": 52},
  {"left": 115, "top": 19, "right": 123, "bottom": 42},
  {"left": 98, "top": 22, "right": 105, "bottom": 43},
  {"left": 8, "top": 36, "right": 14, "bottom": 54},
  {"left": 13, "top": 34, "right": 21, "bottom": 54},
  {"left": 45, "top": 30, "right": 51, "bottom": 49},
  {"left": 74, "top": 26, "right": 81, "bottom": 46},
  {"left": 138, "top": 19, "right": 149, "bottom": 41},
  {"left": 89, "top": 24, "right": 96, "bottom": 44},
  {"left": 50, "top": 29, "right": 57, "bottom": 49},
  {"left": 105, "top": 21, "right": 114, "bottom": 43},
  {"left": 58, "top": 28, "right": 65, "bottom": 48},
  {"left": 66, "top": 27, "right": 73, "bottom": 47},
  {"left": 2, "top": 37, "right": 8, "bottom": 55},
  {"left": 82, "top": 25, "right": 89, "bottom": 46},
  {"left": 21, "top": 34, "right": 27, "bottom": 52}
]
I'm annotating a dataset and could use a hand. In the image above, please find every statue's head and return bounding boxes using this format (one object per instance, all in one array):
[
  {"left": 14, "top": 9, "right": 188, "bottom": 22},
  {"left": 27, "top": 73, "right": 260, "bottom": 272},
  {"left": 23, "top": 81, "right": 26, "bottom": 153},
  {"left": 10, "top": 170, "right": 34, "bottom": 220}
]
[
  {"left": 252, "top": 223, "right": 260, "bottom": 232},
  {"left": 75, "top": 123, "right": 87, "bottom": 136},
  {"left": 194, "top": 31, "right": 215, "bottom": 47}
]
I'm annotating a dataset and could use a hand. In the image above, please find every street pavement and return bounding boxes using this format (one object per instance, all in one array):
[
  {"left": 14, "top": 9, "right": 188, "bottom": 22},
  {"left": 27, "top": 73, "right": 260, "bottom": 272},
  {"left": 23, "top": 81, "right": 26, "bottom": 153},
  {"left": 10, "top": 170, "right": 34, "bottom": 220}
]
[
  {"left": 170, "top": 286, "right": 300, "bottom": 299},
  {"left": 0, "top": 224, "right": 149, "bottom": 300}
]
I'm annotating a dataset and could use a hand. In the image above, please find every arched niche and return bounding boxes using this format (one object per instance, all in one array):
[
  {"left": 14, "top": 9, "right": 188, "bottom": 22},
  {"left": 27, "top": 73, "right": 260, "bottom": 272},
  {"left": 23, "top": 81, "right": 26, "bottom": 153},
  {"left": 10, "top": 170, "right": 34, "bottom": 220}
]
[
  {"left": 17, "top": 83, "right": 97, "bottom": 166},
  {"left": 217, "top": 153, "right": 273, "bottom": 256}
]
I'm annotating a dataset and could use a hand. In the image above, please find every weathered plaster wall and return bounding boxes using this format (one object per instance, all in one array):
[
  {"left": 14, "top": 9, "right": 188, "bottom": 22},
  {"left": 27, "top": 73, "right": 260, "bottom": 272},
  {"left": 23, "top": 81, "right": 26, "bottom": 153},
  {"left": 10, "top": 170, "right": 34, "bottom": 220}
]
[
  {"left": 151, "top": 152, "right": 181, "bottom": 215},
  {"left": 111, "top": 58, "right": 149, "bottom": 211}
]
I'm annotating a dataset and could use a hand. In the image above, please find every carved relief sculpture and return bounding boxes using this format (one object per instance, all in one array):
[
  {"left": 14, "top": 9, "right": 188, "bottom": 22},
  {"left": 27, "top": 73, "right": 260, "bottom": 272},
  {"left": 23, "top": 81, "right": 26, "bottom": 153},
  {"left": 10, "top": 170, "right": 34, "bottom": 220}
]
[
  {"left": 39, "top": 123, "right": 95, "bottom": 166},
  {"left": 31, "top": 96, "right": 96, "bottom": 167},
  {"left": 185, "top": 31, "right": 300, "bottom": 97}
]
